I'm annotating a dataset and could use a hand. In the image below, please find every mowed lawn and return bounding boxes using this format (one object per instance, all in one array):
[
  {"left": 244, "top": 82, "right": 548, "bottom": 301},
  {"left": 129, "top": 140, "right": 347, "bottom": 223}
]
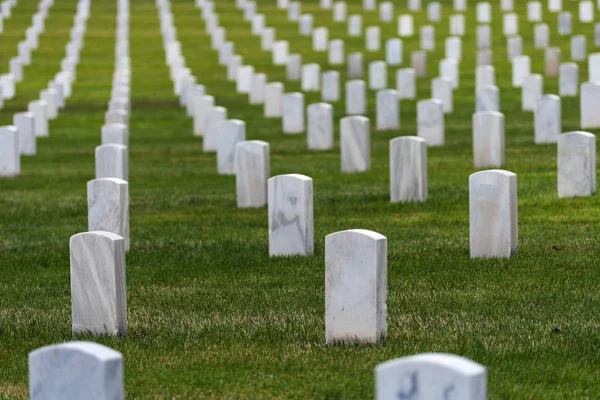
[{"left": 1, "top": 0, "right": 600, "bottom": 398}]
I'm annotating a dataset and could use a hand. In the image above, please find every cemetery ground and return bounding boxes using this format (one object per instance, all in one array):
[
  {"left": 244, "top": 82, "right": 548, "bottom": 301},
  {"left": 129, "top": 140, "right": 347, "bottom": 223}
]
[{"left": 1, "top": 0, "right": 600, "bottom": 398}]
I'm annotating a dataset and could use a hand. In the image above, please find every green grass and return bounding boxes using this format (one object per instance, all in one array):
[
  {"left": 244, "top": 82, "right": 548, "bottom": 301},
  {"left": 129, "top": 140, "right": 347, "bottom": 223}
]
[{"left": 1, "top": 0, "right": 600, "bottom": 398}]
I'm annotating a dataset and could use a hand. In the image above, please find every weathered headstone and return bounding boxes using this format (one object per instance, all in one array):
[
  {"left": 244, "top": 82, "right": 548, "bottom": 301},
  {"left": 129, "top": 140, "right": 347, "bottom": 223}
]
[
  {"left": 308, "top": 103, "right": 334, "bottom": 150},
  {"left": 210, "top": 117, "right": 243, "bottom": 176},
  {"left": 14, "top": 112, "right": 36, "bottom": 156},
  {"left": 341, "top": 116, "right": 370, "bottom": 172},
  {"left": 558, "top": 131, "right": 596, "bottom": 198},
  {"left": 469, "top": 170, "right": 518, "bottom": 259},
  {"left": 325, "top": 229, "right": 387, "bottom": 345},
  {"left": 522, "top": 74, "right": 543, "bottom": 111},
  {"left": 376, "top": 89, "right": 400, "bottom": 131},
  {"left": 559, "top": 63, "right": 579, "bottom": 96},
  {"left": 473, "top": 111, "right": 505, "bottom": 168},
  {"left": 95, "top": 144, "right": 127, "bottom": 180},
  {"left": 282, "top": 93, "right": 305, "bottom": 134},
  {"left": 346, "top": 80, "right": 367, "bottom": 115},
  {"left": 70, "top": 231, "right": 127, "bottom": 335},
  {"left": 411, "top": 51, "right": 427, "bottom": 77},
  {"left": 390, "top": 136, "right": 427, "bottom": 202},
  {"left": 88, "top": 178, "right": 130, "bottom": 252},
  {"left": 417, "top": 99, "right": 444, "bottom": 146},
  {"left": 545, "top": 47, "right": 561, "bottom": 76},
  {"left": 268, "top": 174, "right": 314, "bottom": 256},
  {"left": 29, "top": 342, "right": 124, "bottom": 400},
  {"left": 235, "top": 140, "right": 270, "bottom": 208},
  {"left": 375, "top": 353, "right": 487, "bottom": 400},
  {"left": 396, "top": 68, "right": 416, "bottom": 100},
  {"left": 534, "top": 95, "right": 561, "bottom": 144},
  {"left": 0, "top": 126, "right": 19, "bottom": 177}
]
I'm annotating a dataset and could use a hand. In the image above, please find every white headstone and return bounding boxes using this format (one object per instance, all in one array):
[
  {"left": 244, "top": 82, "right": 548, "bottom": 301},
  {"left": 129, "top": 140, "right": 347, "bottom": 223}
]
[
  {"left": 369, "top": 61, "right": 387, "bottom": 90},
  {"left": 366, "top": 26, "right": 381, "bottom": 51},
  {"left": 348, "top": 15, "right": 362, "bottom": 36},
  {"left": 236, "top": 65, "right": 254, "bottom": 94},
  {"left": 313, "top": 27, "right": 329, "bottom": 51},
  {"left": 348, "top": 52, "right": 363, "bottom": 78},
  {"left": 475, "top": 65, "right": 495, "bottom": 92},
  {"left": 412, "top": 51, "right": 427, "bottom": 77},
  {"left": 299, "top": 14, "right": 313, "bottom": 36},
  {"left": 0, "top": 73, "right": 15, "bottom": 99},
  {"left": 470, "top": 170, "right": 518, "bottom": 259},
  {"left": 261, "top": 28, "right": 275, "bottom": 50},
  {"left": 477, "top": 2, "right": 491, "bottom": 23},
  {"left": 445, "top": 36, "right": 462, "bottom": 61},
  {"left": 396, "top": 68, "right": 416, "bottom": 100},
  {"left": 534, "top": 95, "right": 561, "bottom": 144},
  {"left": 329, "top": 40, "right": 344, "bottom": 65},
  {"left": 376, "top": 89, "right": 399, "bottom": 131},
  {"left": 95, "top": 144, "right": 127, "bottom": 180},
  {"left": 333, "top": 1, "right": 347, "bottom": 22},
  {"left": 390, "top": 136, "right": 427, "bottom": 202},
  {"left": 559, "top": 63, "right": 579, "bottom": 96},
  {"left": 272, "top": 41, "right": 289, "bottom": 65},
  {"left": 301, "top": 63, "right": 321, "bottom": 92},
  {"left": 325, "top": 229, "right": 387, "bottom": 345},
  {"left": 308, "top": 103, "right": 334, "bottom": 150},
  {"left": 450, "top": 14, "right": 465, "bottom": 36},
  {"left": 503, "top": 13, "right": 518, "bottom": 36},
  {"left": 589, "top": 53, "right": 600, "bottom": 83},
  {"left": 477, "top": 25, "right": 491, "bottom": 49},
  {"left": 29, "top": 342, "right": 124, "bottom": 400},
  {"left": 346, "top": 80, "right": 367, "bottom": 115},
  {"left": 322, "top": 71, "right": 340, "bottom": 102},
  {"left": 579, "top": 0, "right": 593, "bottom": 22},
  {"left": 476, "top": 85, "right": 499, "bottom": 112},
  {"left": 417, "top": 99, "right": 444, "bottom": 146},
  {"left": 268, "top": 174, "right": 314, "bottom": 256},
  {"left": 287, "top": 54, "right": 302, "bottom": 81},
  {"left": 522, "top": 74, "right": 543, "bottom": 111},
  {"left": 282, "top": 92, "right": 305, "bottom": 133},
  {"left": 528, "top": 1, "right": 542, "bottom": 21},
  {"left": 420, "top": 25, "right": 435, "bottom": 51},
  {"left": 549, "top": 0, "right": 562, "bottom": 12},
  {"left": 431, "top": 77, "right": 453, "bottom": 113},
  {"left": 428, "top": 2, "right": 441, "bottom": 22},
  {"left": 70, "top": 231, "right": 127, "bottom": 335},
  {"left": 545, "top": 47, "right": 561, "bottom": 76},
  {"left": 507, "top": 35, "right": 522, "bottom": 60},
  {"left": 501, "top": 0, "right": 514, "bottom": 10},
  {"left": 375, "top": 353, "right": 487, "bottom": 400},
  {"left": 250, "top": 73, "right": 266, "bottom": 104},
  {"left": 534, "top": 23, "right": 549, "bottom": 49},
  {"left": 341, "top": 116, "right": 370, "bottom": 172},
  {"left": 235, "top": 140, "right": 270, "bottom": 208},
  {"left": 558, "top": 131, "right": 596, "bottom": 198},
  {"left": 102, "top": 123, "right": 128, "bottom": 146},
  {"left": 203, "top": 106, "right": 228, "bottom": 152},
  {"left": 398, "top": 15, "right": 414, "bottom": 37},
  {"left": 0, "top": 126, "right": 19, "bottom": 177},
  {"left": 28, "top": 100, "right": 48, "bottom": 137},
  {"left": 440, "top": 58, "right": 459, "bottom": 89},
  {"left": 581, "top": 81, "right": 600, "bottom": 128},
  {"left": 14, "top": 112, "right": 36, "bottom": 156},
  {"left": 217, "top": 120, "right": 246, "bottom": 175},
  {"left": 385, "top": 38, "right": 402, "bottom": 65},
  {"left": 193, "top": 95, "right": 215, "bottom": 136},
  {"left": 88, "top": 178, "right": 130, "bottom": 252},
  {"left": 571, "top": 35, "right": 586, "bottom": 61},
  {"left": 265, "top": 82, "right": 284, "bottom": 118},
  {"left": 473, "top": 111, "right": 505, "bottom": 168},
  {"left": 379, "top": 2, "right": 393, "bottom": 22},
  {"left": 558, "top": 12, "right": 572, "bottom": 36},
  {"left": 512, "top": 55, "right": 531, "bottom": 87}
]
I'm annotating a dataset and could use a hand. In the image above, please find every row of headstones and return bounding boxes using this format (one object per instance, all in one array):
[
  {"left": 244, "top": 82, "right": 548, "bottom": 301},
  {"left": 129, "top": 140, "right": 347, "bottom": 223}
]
[
  {"left": 0, "top": 0, "right": 17, "bottom": 32},
  {"left": 28, "top": 340, "right": 488, "bottom": 400},
  {"left": 1, "top": 0, "right": 53, "bottom": 106},
  {"left": 89, "top": 0, "right": 131, "bottom": 256},
  {"left": 0, "top": 0, "right": 89, "bottom": 177}
]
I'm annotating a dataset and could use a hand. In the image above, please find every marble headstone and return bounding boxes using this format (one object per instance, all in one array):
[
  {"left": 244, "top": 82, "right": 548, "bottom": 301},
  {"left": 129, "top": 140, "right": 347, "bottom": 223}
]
[
  {"left": 385, "top": 38, "right": 402, "bottom": 65},
  {"left": 28, "top": 100, "right": 49, "bottom": 137},
  {"left": 545, "top": 47, "right": 561, "bottom": 76},
  {"left": 557, "top": 131, "right": 596, "bottom": 198},
  {"left": 87, "top": 178, "right": 130, "bottom": 252},
  {"left": 322, "top": 71, "right": 340, "bottom": 102},
  {"left": 580, "top": 82, "right": 600, "bottom": 129},
  {"left": 282, "top": 93, "right": 305, "bottom": 134},
  {"left": 522, "top": 74, "right": 543, "bottom": 111},
  {"left": 307, "top": 103, "right": 334, "bottom": 150},
  {"left": 431, "top": 77, "right": 453, "bottom": 113},
  {"left": 473, "top": 111, "right": 505, "bottom": 168},
  {"left": 534, "top": 95, "right": 561, "bottom": 143},
  {"left": 329, "top": 40, "right": 344, "bottom": 65},
  {"left": 417, "top": 99, "right": 444, "bottom": 146},
  {"left": 14, "top": 112, "right": 36, "bottom": 156},
  {"left": 366, "top": 26, "right": 381, "bottom": 51},
  {"left": 235, "top": 140, "right": 270, "bottom": 208},
  {"left": 29, "top": 342, "right": 124, "bottom": 400},
  {"left": 348, "top": 52, "right": 363, "bottom": 79},
  {"left": 369, "top": 61, "right": 387, "bottom": 90},
  {"left": 264, "top": 82, "right": 284, "bottom": 118},
  {"left": 512, "top": 56, "right": 531, "bottom": 87},
  {"left": 346, "top": 80, "right": 367, "bottom": 115},
  {"left": 217, "top": 120, "right": 246, "bottom": 175},
  {"left": 396, "top": 68, "right": 416, "bottom": 100},
  {"left": 398, "top": 15, "right": 414, "bottom": 37},
  {"left": 95, "top": 144, "right": 127, "bottom": 180},
  {"left": 534, "top": 23, "right": 549, "bottom": 49},
  {"left": 325, "top": 229, "right": 387, "bottom": 345},
  {"left": 193, "top": 95, "right": 215, "bottom": 136},
  {"left": 376, "top": 89, "right": 400, "bottom": 131},
  {"left": 204, "top": 106, "right": 228, "bottom": 152},
  {"left": 0, "top": 126, "right": 19, "bottom": 177},
  {"left": 341, "top": 116, "right": 370, "bottom": 172},
  {"left": 469, "top": 170, "right": 518, "bottom": 259},
  {"left": 301, "top": 63, "right": 320, "bottom": 92},
  {"left": 559, "top": 63, "right": 578, "bottom": 97},
  {"left": 268, "top": 174, "right": 314, "bottom": 256},
  {"left": 390, "top": 136, "right": 427, "bottom": 202},
  {"left": 476, "top": 86, "right": 499, "bottom": 112}
]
